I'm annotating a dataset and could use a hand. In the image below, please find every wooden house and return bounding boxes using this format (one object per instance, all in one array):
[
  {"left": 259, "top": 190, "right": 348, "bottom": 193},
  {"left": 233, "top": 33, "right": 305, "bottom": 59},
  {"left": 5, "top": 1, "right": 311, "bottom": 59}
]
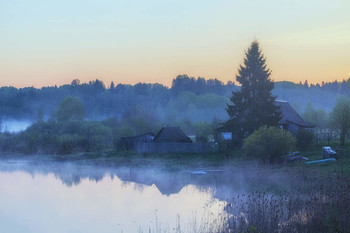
[
  {"left": 275, "top": 100, "right": 315, "bottom": 133},
  {"left": 121, "top": 133, "right": 154, "bottom": 150},
  {"left": 153, "top": 127, "right": 192, "bottom": 143}
]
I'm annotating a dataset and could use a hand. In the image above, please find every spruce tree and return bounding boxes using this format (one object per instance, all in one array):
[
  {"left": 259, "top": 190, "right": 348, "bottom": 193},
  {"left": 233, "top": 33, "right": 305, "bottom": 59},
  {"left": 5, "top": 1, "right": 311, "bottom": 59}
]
[{"left": 226, "top": 41, "right": 281, "bottom": 145}]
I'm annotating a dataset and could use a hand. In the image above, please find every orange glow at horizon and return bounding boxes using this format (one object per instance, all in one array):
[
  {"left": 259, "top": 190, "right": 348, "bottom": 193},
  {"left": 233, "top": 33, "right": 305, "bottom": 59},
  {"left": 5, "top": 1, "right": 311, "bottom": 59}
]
[{"left": 1, "top": 0, "right": 349, "bottom": 88}]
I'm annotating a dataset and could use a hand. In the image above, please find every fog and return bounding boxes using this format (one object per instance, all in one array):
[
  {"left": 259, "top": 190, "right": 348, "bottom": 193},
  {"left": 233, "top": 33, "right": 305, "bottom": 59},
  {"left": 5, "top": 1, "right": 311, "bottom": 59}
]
[
  {"left": 0, "top": 119, "right": 32, "bottom": 133},
  {"left": 0, "top": 159, "right": 228, "bottom": 233},
  {"left": 0, "top": 154, "right": 348, "bottom": 232}
]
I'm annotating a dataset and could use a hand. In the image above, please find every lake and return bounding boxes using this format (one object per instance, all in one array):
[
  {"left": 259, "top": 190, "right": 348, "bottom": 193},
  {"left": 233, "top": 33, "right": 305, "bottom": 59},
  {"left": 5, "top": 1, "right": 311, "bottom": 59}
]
[
  {"left": 1, "top": 157, "right": 347, "bottom": 232},
  {"left": 0, "top": 158, "right": 232, "bottom": 233}
]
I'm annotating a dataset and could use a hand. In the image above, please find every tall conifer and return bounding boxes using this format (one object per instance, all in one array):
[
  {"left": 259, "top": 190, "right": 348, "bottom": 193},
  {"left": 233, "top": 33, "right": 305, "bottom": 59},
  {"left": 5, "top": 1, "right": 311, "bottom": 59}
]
[{"left": 226, "top": 41, "right": 281, "bottom": 144}]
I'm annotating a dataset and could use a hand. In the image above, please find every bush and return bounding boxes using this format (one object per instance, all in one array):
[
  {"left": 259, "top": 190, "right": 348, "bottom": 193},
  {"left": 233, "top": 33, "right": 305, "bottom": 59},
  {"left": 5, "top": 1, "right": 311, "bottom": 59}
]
[
  {"left": 14, "top": 120, "right": 113, "bottom": 154},
  {"left": 296, "top": 128, "right": 314, "bottom": 149},
  {"left": 56, "top": 121, "right": 113, "bottom": 153},
  {"left": 243, "top": 127, "right": 296, "bottom": 164},
  {"left": 194, "top": 121, "right": 212, "bottom": 143},
  {"left": 55, "top": 96, "right": 85, "bottom": 122},
  {"left": 56, "top": 134, "right": 83, "bottom": 154},
  {"left": 0, "top": 133, "right": 17, "bottom": 152},
  {"left": 18, "top": 121, "right": 58, "bottom": 154}
]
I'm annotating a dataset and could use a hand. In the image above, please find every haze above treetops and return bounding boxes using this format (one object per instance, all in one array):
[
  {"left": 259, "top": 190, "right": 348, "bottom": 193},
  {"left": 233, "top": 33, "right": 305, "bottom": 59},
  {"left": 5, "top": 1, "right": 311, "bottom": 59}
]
[{"left": 1, "top": 0, "right": 349, "bottom": 88}]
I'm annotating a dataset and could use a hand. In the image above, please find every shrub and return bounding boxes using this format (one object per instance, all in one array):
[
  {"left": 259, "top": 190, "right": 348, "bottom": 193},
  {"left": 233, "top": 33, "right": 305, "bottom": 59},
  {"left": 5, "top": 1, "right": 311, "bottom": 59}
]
[
  {"left": 194, "top": 121, "right": 213, "bottom": 143},
  {"left": 56, "top": 134, "right": 82, "bottom": 154},
  {"left": 243, "top": 127, "right": 296, "bottom": 163},
  {"left": 55, "top": 96, "right": 85, "bottom": 122},
  {"left": 57, "top": 121, "right": 113, "bottom": 153},
  {"left": 14, "top": 120, "right": 113, "bottom": 154},
  {"left": 82, "top": 121, "right": 112, "bottom": 152},
  {"left": 296, "top": 128, "right": 314, "bottom": 149},
  {"left": 0, "top": 133, "right": 17, "bottom": 152},
  {"left": 18, "top": 121, "right": 58, "bottom": 154}
]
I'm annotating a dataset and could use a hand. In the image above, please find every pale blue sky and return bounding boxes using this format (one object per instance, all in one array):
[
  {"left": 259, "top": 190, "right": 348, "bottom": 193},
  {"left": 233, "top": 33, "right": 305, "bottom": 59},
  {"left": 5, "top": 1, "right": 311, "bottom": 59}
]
[{"left": 1, "top": 0, "right": 349, "bottom": 87}]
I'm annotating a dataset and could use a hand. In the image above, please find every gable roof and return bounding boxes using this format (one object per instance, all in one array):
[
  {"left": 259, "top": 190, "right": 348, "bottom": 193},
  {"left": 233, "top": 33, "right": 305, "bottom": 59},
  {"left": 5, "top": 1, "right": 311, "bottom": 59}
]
[
  {"left": 153, "top": 127, "right": 192, "bottom": 143},
  {"left": 275, "top": 100, "right": 315, "bottom": 128}
]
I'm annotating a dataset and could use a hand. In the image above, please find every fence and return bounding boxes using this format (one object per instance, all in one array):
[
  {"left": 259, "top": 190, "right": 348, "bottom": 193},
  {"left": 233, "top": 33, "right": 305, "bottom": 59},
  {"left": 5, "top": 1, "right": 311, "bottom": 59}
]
[
  {"left": 135, "top": 142, "right": 218, "bottom": 154},
  {"left": 315, "top": 129, "right": 340, "bottom": 144}
]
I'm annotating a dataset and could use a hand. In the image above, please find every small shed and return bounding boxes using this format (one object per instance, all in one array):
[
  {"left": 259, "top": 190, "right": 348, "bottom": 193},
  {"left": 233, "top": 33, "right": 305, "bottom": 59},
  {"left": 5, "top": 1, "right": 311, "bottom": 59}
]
[
  {"left": 153, "top": 127, "right": 192, "bottom": 143},
  {"left": 275, "top": 100, "right": 315, "bottom": 133},
  {"left": 122, "top": 133, "right": 154, "bottom": 150}
]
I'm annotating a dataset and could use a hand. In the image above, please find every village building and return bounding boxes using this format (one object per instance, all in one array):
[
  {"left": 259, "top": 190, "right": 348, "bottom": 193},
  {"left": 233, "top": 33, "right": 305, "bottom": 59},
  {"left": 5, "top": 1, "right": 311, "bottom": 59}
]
[
  {"left": 217, "top": 100, "right": 315, "bottom": 142},
  {"left": 153, "top": 126, "right": 192, "bottom": 143},
  {"left": 121, "top": 133, "right": 154, "bottom": 150},
  {"left": 123, "top": 126, "right": 218, "bottom": 153},
  {"left": 275, "top": 100, "right": 315, "bottom": 133}
]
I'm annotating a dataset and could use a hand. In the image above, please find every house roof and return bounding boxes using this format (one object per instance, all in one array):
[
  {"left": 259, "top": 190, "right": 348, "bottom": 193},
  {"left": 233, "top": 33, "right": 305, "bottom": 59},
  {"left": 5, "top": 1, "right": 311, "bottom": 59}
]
[
  {"left": 153, "top": 127, "right": 192, "bottom": 143},
  {"left": 275, "top": 100, "right": 315, "bottom": 128}
]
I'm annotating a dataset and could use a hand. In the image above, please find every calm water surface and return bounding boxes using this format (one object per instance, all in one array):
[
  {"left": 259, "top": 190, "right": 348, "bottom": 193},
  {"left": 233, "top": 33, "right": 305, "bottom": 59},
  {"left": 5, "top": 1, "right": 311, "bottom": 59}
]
[{"left": 0, "top": 159, "right": 231, "bottom": 233}]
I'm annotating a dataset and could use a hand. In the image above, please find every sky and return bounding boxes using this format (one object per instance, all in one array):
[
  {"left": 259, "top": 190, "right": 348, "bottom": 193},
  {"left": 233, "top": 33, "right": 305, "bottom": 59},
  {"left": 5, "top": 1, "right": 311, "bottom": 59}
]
[{"left": 1, "top": 0, "right": 349, "bottom": 88}]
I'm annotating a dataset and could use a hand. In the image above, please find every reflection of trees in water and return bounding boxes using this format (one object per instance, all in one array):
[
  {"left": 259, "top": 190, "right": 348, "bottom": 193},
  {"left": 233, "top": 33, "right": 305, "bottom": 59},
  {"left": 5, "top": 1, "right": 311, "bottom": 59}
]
[
  {"left": 0, "top": 161, "right": 229, "bottom": 197},
  {"left": 55, "top": 173, "right": 82, "bottom": 186},
  {"left": 0, "top": 161, "right": 194, "bottom": 196},
  {"left": 133, "top": 183, "right": 145, "bottom": 193},
  {"left": 0, "top": 162, "right": 110, "bottom": 187},
  {"left": 1, "top": 160, "right": 348, "bottom": 232}
]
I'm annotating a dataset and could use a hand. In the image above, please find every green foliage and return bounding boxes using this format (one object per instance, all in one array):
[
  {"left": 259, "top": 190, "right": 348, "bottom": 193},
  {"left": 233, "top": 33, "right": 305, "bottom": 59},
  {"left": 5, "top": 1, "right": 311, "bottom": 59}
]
[
  {"left": 122, "top": 105, "right": 161, "bottom": 135},
  {"left": 37, "top": 108, "right": 44, "bottom": 122},
  {"left": 195, "top": 93, "right": 228, "bottom": 109},
  {"left": 56, "top": 121, "right": 112, "bottom": 153},
  {"left": 243, "top": 127, "right": 296, "bottom": 163},
  {"left": 119, "top": 125, "right": 136, "bottom": 138},
  {"left": 171, "top": 74, "right": 233, "bottom": 96},
  {"left": 18, "top": 121, "right": 58, "bottom": 154},
  {"left": 302, "top": 102, "right": 328, "bottom": 128},
  {"left": 83, "top": 121, "right": 112, "bottom": 152},
  {"left": 296, "top": 128, "right": 314, "bottom": 149},
  {"left": 226, "top": 41, "right": 281, "bottom": 145},
  {"left": 329, "top": 96, "right": 350, "bottom": 145},
  {"left": 56, "top": 134, "right": 83, "bottom": 154},
  {"left": 0, "top": 133, "right": 17, "bottom": 152},
  {"left": 166, "top": 91, "right": 228, "bottom": 122},
  {"left": 55, "top": 96, "right": 86, "bottom": 122},
  {"left": 15, "top": 120, "right": 113, "bottom": 154},
  {"left": 1, "top": 76, "right": 346, "bottom": 126},
  {"left": 194, "top": 121, "right": 213, "bottom": 143}
]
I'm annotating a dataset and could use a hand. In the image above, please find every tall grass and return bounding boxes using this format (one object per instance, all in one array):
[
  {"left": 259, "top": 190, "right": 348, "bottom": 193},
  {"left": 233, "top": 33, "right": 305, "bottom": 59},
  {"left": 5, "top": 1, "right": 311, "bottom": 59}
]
[
  {"left": 137, "top": 165, "right": 350, "bottom": 233},
  {"left": 225, "top": 178, "right": 350, "bottom": 232}
]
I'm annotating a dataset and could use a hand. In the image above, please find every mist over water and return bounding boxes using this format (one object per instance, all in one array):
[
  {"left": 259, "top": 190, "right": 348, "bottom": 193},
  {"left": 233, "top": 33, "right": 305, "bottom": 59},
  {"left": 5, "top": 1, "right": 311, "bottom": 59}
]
[
  {"left": 0, "top": 159, "right": 230, "bottom": 233},
  {"left": 0, "top": 119, "right": 32, "bottom": 133},
  {"left": 1, "top": 156, "right": 347, "bottom": 232}
]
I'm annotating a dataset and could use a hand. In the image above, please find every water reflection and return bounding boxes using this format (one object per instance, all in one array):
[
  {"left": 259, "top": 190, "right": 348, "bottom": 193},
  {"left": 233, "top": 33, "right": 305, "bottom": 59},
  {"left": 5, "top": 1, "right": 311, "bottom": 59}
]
[
  {"left": 0, "top": 160, "right": 227, "bottom": 233},
  {"left": 0, "top": 160, "right": 229, "bottom": 196}
]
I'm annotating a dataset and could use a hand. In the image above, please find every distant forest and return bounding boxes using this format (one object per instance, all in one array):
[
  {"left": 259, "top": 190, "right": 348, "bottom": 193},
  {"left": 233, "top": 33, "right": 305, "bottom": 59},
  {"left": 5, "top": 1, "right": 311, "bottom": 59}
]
[{"left": 0, "top": 74, "right": 349, "bottom": 124}]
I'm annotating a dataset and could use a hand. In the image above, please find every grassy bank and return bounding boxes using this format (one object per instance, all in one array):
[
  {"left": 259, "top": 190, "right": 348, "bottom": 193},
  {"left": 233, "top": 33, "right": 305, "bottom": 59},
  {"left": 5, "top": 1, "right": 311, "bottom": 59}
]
[{"left": 1, "top": 141, "right": 349, "bottom": 171}]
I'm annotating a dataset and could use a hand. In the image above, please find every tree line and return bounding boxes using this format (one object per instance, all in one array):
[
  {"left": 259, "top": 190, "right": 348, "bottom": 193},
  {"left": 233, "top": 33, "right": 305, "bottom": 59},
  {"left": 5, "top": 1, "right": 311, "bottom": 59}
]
[
  {"left": 0, "top": 40, "right": 350, "bottom": 157},
  {"left": 0, "top": 75, "right": 349, "bottom": 123}
]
